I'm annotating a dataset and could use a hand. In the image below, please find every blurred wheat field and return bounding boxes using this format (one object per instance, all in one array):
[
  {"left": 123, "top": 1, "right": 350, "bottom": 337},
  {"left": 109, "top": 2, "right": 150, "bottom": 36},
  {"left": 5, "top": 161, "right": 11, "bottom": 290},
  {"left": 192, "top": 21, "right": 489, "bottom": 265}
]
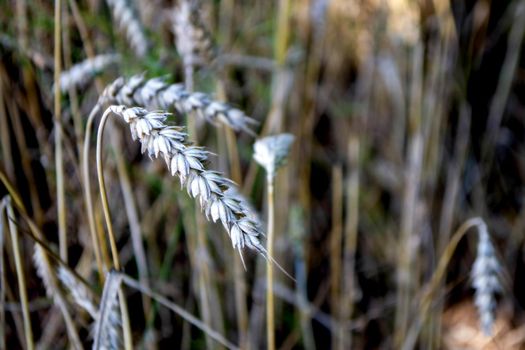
[{"left": 1, "top": 0, "right": 525, "bottom": 349}]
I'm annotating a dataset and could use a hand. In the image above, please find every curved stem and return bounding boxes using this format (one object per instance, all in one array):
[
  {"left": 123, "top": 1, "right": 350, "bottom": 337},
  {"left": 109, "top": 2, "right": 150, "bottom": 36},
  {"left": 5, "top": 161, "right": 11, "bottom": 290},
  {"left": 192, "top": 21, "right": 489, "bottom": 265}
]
[
  {"left": 82, "top": 103, "right": 105, "bottom": 277},
  {"left": 95, "top": 108, "right": 133, "bottom": 350},
  {"left": 266, "top": 176, "right": 275, "bottom": 350},
  {"left": 402, "top": 217, "right": 485, "bottom": 349},
  {"left": 96, "top": 109, "right": 120, "bottom": 270}
]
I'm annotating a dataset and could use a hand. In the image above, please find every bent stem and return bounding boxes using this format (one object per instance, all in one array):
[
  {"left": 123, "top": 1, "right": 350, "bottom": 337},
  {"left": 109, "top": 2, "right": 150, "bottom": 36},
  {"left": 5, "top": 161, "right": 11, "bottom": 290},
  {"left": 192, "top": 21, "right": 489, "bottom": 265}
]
[
  {"left": 95, "top": 108, "right": 133, "bottom": 350},
  {"left": 403, "top": 217, "right": 488, "bottom": 349},
  {"left": 82, "top": 104, "right": 105, "bottom": 278},
  {"left": 266, "top": 176, "right": 276, "bottom": 350}
]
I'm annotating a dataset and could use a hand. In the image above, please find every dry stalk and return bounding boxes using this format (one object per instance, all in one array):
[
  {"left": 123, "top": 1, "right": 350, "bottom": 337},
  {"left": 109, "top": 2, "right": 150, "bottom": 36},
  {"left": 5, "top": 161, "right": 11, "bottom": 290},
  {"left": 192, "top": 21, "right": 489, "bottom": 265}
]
[
  {"left": 330, "top": 165, "right": 343, "bottom": 350},
  {"left": 340, "top": 136, "right": 360, "bottom": 350},
  {"left": 253, "top": 134, "right": 294, "bottom": 350},
  {"left": 3, "top": 197, "right": 34, "bottom": 350},
  {"left": 0, "top": 197, "right": 5, "bottom": 349},
  {"left": 54, "top": 0, "right": 67, "bottom": 263}
]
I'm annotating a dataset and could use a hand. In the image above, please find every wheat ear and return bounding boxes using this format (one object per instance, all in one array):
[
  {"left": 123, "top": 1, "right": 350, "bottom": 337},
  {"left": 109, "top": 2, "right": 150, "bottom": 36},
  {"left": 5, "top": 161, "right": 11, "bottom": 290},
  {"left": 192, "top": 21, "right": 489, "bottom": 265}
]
[
  {"left": 56, "top": 54, "right": 120, "bottom": 92},
  {"left": 102, "top": 105, "right": 266, "bottom": 262},
  {"left": 93, "top": 270, "right": 123, "bottom": 350},
  {"left": 101, "top": 75, "right": 258, "bottom": 134},
  {"left": 105, "top": 0, "right": 149, "bottom": 57},
  {"left": 171, "top": 0, "right": 217, "bottom": 67},
  {"left": 471, "top": 219, "right": 501, "bottom": 335}
]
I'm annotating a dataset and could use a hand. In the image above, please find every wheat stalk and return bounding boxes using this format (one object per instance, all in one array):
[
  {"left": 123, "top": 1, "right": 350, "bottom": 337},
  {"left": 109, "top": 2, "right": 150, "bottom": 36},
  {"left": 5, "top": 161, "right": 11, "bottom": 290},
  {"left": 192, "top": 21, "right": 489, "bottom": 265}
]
[
  {"left": 2, "top": 197, "right": 34, "bottom": 350},
  {"left": 56, "top": 54, "right": 120, "bottom": 92},
  {"left": 253, "top": 133, "right": 294, "bottom": 350},
  {"left": 106, "top": 0, "right": 149, "bottom": 57},
  {"left": 100, "top": 75, "right": 258, "bottom": 134}
]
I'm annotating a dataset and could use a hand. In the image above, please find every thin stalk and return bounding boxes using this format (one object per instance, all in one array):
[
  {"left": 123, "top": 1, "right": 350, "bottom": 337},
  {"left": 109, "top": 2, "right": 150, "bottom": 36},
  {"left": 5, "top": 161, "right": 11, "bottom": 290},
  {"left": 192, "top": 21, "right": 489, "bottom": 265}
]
[
  {"left": 54, "top": 0, "right": 67, "bottom": 262},
  {"left": 266, "top": 177, "right": 275, "bottom": 350},
  {"left": 340, "top": 136, "right": 360, "bottom": 349},
  {"left": 83, "top": 104, "right": 105, "bottom": 278},
  {"left": 330, "top": 165, "right": 343, "bottom": 350},
  {"left": 62, "top": 1, "right": 84, "bottom": 158},
  {"left": 95, "top": 109, "right": 133, "bottom": 350},
  {"left": 0, "top": 200, "right": 5, "bottom": 349},
  {"left": 0, "top": 86, "right": 14, "bottom": 181},
  {"left": 394, "top": 43, "right": 424, "bottom": 347},
  {"left": 5, "top": 199, "right": 34, "bottom": 350},
  {"left": 5, "top": 95, "right": 44, "bottom": 225}
]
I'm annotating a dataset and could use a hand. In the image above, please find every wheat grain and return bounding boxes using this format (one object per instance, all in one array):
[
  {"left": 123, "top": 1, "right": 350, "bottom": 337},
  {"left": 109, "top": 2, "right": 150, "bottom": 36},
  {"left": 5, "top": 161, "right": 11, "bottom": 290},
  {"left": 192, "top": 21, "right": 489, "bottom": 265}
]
[
  {"left": 56, "top": 54, "right": 120, "bottom": 92},
  {"left": 103, "top": 105, "right": 266, "bottom": 262},
  {"left": 100, "top": 75, "right": 258, "bottom": 134},
  {"left": 106, "top": 0, "right": 149, "bottom": 57}
]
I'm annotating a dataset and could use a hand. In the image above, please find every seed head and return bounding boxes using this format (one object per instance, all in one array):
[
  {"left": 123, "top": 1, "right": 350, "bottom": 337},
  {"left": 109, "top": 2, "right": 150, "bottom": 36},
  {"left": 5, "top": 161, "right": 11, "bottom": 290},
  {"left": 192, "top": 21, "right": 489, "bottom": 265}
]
[{"left": 253, "top": 134, "right": 295, "bottom": 179}]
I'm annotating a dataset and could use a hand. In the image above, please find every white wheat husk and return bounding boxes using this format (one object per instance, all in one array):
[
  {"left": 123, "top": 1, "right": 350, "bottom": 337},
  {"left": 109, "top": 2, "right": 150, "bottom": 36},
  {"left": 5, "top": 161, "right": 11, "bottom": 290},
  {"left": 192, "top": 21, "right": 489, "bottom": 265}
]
[
  {"left": 253, "top": 134, "right": 295, "bottom": 179},
  {"left": 106, "top": 0, "right": 149, "bottom": 57},
  {"left": 101, "top": 75, "right": 257, "bottom": 134},
  {"left": 57, "top": 54, "right": 120, "bottom": 92},
  {"left": 105, "top": 105, "right": 267, "bottom": 261},
  {"left": 58, "top": 267, "right": 98, "bottom": 318},
  {"left": 93, "top": 271, "right": 123, "bottom": 350},
  {"left": 470, "top": 218, "right": 501, "bottom": 335},
  {"left": 171, "top": 0, "right": 216, "bottom": 66}
]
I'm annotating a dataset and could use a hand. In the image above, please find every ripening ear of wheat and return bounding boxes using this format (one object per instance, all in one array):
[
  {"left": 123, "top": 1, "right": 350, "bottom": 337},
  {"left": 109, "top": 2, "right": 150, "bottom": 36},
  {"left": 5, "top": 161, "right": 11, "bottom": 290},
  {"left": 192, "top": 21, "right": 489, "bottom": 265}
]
[
  {"left": 471, "top": 219, "right": 501, "bottom": 335},
  {"left": 100, "top": 75, "right": 258, "bottom": 134},
  {"left": 106, "top": 0, "right": 149, "bottom": 57},
  {"left": 171, "top": 0, "right": 217, "bottom": 67},
  {"left": 56, "top": 54, "right": 121, "bottom": 92},
  {"left": 100, "top": 105, "right": 267, "bottom": 264},
  {"left": 93, "top": 271, "right": 123, "bottom": 350}
]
